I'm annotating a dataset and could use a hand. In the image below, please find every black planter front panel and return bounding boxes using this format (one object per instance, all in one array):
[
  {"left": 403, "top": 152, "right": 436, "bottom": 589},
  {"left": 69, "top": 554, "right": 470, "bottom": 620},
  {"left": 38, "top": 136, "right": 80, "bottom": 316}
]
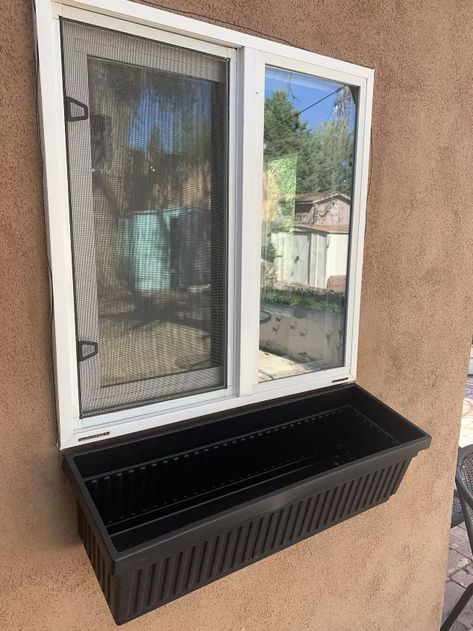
[{"left": 63, "top": 384, "right": 431, "bottom": 624}]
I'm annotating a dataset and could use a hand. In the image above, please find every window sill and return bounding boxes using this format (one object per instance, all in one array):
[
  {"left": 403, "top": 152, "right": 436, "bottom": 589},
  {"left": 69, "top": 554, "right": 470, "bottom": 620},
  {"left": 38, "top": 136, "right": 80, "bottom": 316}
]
[{"left": 62, "top": 383, "right": 430, "bottom": 624}]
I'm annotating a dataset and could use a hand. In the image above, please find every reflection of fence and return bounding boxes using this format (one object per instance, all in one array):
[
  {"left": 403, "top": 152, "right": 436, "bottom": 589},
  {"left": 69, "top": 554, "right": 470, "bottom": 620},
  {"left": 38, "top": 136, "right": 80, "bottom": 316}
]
[
  {"left": 259, "top": 303, "right": 344, "bottom": 368},
  {"left": 269, "top": 228, "right": 348, "bottom": 290}
]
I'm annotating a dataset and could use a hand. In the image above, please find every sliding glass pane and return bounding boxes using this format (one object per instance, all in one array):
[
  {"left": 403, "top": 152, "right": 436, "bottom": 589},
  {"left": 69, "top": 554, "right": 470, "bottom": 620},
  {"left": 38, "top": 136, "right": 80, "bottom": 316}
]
[
  {"left": 259, "top": 66, "right": 357, "bottom": 382},
  {"left": 62, "top": 20, "right": 228, "bottom": 414}
]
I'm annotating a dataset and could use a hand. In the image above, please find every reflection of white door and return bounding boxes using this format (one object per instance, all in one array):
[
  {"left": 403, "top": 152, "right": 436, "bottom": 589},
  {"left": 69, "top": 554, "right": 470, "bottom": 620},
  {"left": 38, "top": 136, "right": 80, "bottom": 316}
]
[
  {"left": 309, "top": 233, "right": 326, "bottom": 289},
  {"left": 291, "top": 234, "right": 311, "bottom": 285}
]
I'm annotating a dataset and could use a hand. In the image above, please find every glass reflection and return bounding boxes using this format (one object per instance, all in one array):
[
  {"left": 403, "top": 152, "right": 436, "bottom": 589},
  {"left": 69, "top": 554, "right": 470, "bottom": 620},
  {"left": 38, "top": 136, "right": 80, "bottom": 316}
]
[{"left": 259, "top": 67, "right": 357, "bottom": 381}]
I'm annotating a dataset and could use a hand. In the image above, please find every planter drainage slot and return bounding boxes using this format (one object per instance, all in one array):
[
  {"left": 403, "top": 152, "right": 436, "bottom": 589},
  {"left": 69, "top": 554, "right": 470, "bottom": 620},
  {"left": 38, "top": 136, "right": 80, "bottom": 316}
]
[{"left": 63, "top": 384, "right": 430, "bottom": 624}]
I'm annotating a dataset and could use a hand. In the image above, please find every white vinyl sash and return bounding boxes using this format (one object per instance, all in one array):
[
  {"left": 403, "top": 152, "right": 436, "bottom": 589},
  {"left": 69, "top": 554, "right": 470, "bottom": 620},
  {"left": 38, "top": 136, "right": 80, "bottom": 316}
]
[{"left": 61, "top": 19, "right": 230, "bottom": 415}]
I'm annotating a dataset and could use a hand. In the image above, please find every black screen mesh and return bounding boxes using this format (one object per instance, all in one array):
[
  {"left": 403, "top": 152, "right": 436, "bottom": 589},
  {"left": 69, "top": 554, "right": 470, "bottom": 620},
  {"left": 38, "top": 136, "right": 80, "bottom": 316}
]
[{"left": 61, "top": 20, "right": 228, "bottom": 415}]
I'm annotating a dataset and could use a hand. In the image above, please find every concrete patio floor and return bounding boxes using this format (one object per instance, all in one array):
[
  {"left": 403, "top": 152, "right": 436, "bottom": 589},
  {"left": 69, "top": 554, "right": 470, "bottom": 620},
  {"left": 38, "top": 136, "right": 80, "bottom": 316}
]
[{"left": 442, "top": 376, "right": 473, "bottom": 630}]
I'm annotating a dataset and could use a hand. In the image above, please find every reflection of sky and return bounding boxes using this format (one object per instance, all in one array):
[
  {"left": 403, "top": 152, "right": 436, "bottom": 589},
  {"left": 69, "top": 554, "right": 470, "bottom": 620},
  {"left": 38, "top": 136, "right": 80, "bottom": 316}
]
[
  {"left": 129, "top": 92, "right": 178, "bottom": 152},
  {"left": 127, "top": 67, "right": 356, "bottom": 152},
  {"left": 129, "top": 78, "right": 211, "bottom": 152},
  {"left": 265, "top": 66, "right": 356, "bottom": 131}
]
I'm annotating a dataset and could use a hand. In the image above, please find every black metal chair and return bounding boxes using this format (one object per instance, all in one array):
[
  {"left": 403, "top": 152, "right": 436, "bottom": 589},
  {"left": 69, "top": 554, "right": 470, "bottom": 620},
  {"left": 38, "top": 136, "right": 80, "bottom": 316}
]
[
  {"left": 441, "top": 446, "right": 473, "bottom": 631},
  {"left": 451, "top": 489, "right": 464, "bottom": 529}
]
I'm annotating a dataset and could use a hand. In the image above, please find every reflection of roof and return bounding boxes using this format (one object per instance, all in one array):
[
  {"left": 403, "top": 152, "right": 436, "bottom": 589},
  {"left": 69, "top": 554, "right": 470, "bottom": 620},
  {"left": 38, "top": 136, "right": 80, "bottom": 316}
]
[
  {"left": 295, "top": 192, "right": 351, "bottom": 205},
  {"left": 294, "top": 223, "right": 349, "bottom": 234}
]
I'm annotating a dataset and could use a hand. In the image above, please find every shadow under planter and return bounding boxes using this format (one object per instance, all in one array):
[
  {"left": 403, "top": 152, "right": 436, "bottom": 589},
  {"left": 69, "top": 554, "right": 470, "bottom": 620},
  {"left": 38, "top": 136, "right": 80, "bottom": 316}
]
[{"left": 62, "top": 384, "right": 431, "bottom": 624}]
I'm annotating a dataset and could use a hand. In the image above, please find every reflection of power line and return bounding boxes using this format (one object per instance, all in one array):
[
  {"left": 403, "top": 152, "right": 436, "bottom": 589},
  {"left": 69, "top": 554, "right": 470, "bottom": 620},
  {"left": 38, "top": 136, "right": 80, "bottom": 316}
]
[{"left": 267, "top": 85, "right": 344, "bottom": 131}]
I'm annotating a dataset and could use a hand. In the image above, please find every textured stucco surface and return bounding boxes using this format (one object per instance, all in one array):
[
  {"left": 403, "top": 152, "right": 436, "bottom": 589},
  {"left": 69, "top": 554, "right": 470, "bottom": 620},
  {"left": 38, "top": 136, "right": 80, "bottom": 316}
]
[{"left": 2, "top": 1, "right": 473, "bottom": 629}]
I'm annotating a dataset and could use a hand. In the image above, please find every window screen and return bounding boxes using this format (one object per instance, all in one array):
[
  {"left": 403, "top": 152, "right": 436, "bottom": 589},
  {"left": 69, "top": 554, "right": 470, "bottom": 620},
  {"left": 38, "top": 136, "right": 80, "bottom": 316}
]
[{"left": 61, "top": 20, "right": 228, "bottom": 415}]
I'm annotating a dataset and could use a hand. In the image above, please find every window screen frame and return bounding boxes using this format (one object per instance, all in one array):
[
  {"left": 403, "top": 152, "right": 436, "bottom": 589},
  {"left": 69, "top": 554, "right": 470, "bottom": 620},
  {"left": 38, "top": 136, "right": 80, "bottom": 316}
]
[
  {"left": 61, "top": 19, "right": 232, "bottom": 416},
  {"left": 34, "top": 0, "right": 374, "bottom": 449}
]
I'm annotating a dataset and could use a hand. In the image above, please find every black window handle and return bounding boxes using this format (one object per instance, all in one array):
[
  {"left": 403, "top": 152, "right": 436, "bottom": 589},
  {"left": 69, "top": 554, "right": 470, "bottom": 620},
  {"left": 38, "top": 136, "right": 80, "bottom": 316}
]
[
  {"left": 65, "top": 96, "right": 89, "bottom": 122},
  {"left": 77, "top": 341, "right": 98, "bottom": 362}
]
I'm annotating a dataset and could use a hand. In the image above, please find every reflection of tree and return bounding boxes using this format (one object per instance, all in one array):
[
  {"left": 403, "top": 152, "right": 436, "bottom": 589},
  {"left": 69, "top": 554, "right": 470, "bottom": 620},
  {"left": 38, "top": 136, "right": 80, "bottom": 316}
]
[
  {"left": 88, "top": 58, "right": 214, "bottom": 311},
  {"left": 90, "top": 60, "right": 212, "bottom": 214},
  {"left": 263, "top": 88, "right": 355, "bottom": 197},
  {"left": 262, "top": 86, "right": 355, "bottom": 297},
  {"left": 264, "top": 156, "right": 297, "bottom": 230}
]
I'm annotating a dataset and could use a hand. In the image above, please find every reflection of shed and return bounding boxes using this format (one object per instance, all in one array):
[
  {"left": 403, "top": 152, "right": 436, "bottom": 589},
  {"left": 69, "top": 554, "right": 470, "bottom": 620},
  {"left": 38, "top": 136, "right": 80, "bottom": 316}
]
[
  {"left": 295, "top": 192, "right": 351, "bottom": 226},
  {"left": 270, "top": 223, "right": 349, "bottom": 291}
]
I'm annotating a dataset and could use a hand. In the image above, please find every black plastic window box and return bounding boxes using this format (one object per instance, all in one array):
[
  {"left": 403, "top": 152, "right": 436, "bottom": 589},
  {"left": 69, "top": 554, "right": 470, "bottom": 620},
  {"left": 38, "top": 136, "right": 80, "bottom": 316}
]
[{"left": 62, "top": 384, "right": 431, "bottom": 624}]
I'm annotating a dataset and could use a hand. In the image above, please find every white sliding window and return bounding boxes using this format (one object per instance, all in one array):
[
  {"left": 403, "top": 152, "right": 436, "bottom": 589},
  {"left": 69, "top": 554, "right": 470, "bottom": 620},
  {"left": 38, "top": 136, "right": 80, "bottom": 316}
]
[
  {"left": 34, "top": 0, "right": 373, "bottom": 448},
  {"left": 61, "top": 20, "right": 229, "bottom": 415}
]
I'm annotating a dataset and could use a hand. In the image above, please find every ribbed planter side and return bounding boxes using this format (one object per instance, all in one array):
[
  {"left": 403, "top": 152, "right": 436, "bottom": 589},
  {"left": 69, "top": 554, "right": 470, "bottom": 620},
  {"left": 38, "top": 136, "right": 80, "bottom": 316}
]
[{"left": 78, "top": 456, "right": 409, "bottom": 624}]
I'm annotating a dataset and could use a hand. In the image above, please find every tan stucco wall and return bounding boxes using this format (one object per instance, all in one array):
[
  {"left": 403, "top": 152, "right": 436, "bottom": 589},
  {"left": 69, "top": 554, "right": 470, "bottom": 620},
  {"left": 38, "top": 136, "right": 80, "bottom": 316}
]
[{"left": 2, "top": 1, "right": 473, "bottom": 629}]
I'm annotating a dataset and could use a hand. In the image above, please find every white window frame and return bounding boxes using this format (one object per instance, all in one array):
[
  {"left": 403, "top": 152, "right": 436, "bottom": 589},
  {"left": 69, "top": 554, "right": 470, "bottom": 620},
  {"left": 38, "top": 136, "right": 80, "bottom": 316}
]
[{"left": 34, "top": 0, "right": 374, "bottom": 449}]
